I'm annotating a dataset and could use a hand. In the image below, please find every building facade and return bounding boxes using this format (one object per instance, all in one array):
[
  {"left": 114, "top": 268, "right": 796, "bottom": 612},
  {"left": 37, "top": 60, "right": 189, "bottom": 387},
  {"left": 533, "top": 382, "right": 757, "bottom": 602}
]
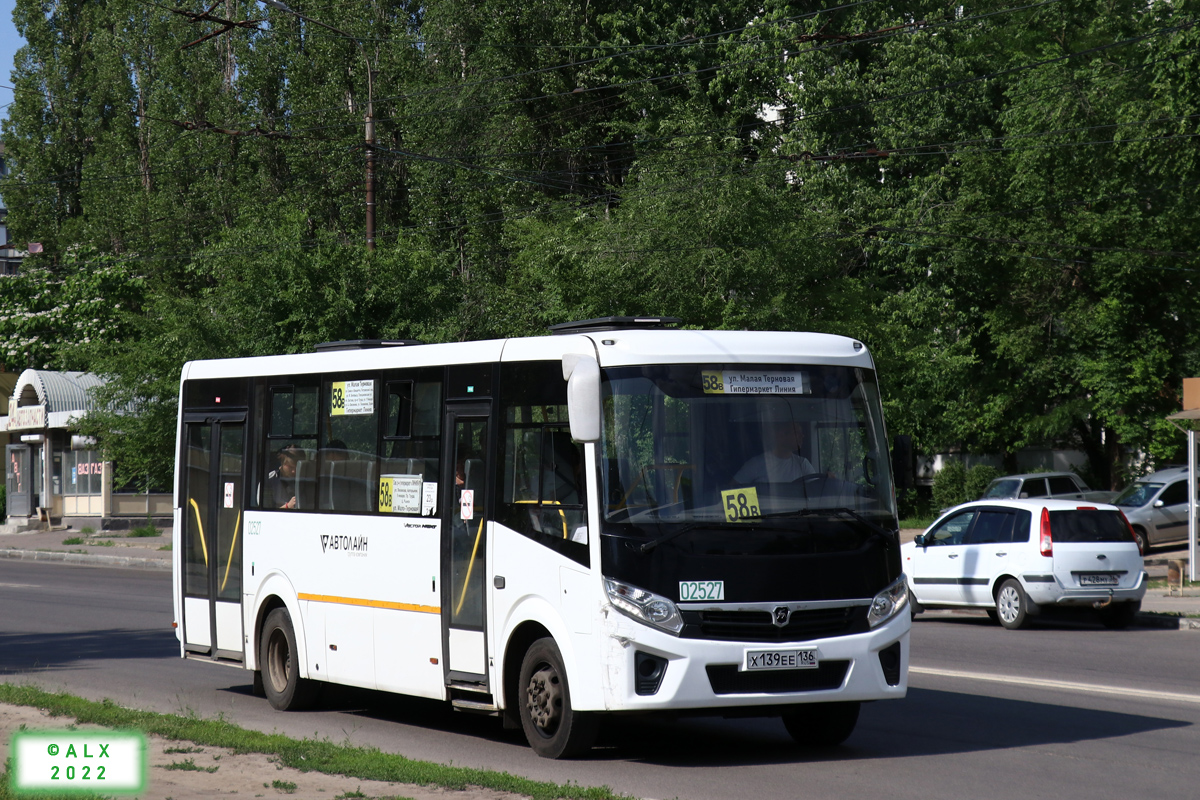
[{"left": 3, "top": 369, "right": 170, "bottom": 527}]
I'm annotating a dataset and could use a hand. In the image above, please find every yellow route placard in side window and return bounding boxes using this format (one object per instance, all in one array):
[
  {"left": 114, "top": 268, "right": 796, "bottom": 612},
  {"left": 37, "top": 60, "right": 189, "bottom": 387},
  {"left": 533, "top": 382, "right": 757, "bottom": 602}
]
[
  {"left": 331, "top": 379, "right": 375, "bottom": 415},
  {"left": 721, "top": 487, "right": 761, "bottom": 522},
  {"left": 379, "top": 474, "right": 423, "bottom": 514},
  {"left": 378, "top": 477, "right": 394, "bottom": 513}
]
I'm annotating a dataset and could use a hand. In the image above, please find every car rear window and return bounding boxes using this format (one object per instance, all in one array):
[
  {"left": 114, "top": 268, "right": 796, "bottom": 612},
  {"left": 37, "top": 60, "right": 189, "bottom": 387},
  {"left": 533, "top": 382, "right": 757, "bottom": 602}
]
[
  {"left": 1048, "top": 509, "right": 1132, "bottom": 543},
  {"left": 1022, "top": 478, "right": 1049, "bottom": 498},
  {"left": 965, "top": 509, "right": 1033, "bottom": 544},
  {"left": 1047, "top": 476, "right": 1084, "bottom": 494}
]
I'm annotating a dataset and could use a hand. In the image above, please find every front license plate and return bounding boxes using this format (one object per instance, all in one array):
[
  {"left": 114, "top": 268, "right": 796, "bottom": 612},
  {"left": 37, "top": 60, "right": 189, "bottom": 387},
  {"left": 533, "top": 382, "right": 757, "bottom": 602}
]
[
  {"left": 1079, "top": 573, "right": 1119, "bottom": 586},
  {"left": 743, "top": 648, "right": 819, "bottom": 672}
]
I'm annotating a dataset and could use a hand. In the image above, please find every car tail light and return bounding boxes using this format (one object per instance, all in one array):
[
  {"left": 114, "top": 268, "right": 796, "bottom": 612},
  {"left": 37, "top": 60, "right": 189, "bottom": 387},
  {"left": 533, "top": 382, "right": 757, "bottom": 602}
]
[
  {"left": 1119, "top": 510, "right": 1143, "bottom": 556},
  {"left": 1039, "top": 506, "right": 1053, "bottom": 557},
  {"left": 1076, "top": 506, "right": 1096, "bottom": 510}
]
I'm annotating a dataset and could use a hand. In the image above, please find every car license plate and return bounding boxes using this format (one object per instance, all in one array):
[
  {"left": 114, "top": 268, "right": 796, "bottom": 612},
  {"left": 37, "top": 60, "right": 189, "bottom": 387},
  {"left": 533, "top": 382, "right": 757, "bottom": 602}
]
[
  {"left": 743, "top": 648, "right": 818, "bottom": 672},
  {"left": 1079, "top": 573, "right": 1119, "bottom": 586}
]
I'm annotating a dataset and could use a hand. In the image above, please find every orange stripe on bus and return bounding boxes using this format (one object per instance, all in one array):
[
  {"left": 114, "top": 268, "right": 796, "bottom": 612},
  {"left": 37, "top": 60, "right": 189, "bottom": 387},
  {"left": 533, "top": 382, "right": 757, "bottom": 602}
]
[{"left": 297, "top": 593, "right": 440, "bottom": 615}]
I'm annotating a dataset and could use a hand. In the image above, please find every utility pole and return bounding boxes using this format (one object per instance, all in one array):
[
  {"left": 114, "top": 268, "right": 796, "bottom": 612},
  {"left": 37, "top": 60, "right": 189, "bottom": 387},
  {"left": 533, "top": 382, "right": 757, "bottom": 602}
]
[{"left": 365, "top": 90, "right": 376, "bottom": 251}]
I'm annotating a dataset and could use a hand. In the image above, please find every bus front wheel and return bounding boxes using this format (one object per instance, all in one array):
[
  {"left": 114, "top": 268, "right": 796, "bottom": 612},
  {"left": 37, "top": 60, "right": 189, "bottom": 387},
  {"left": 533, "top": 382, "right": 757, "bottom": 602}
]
[
  {"left": 518, "top": 638, "right": 597, "bottom": 758},
  {"left": 260, "top": 607, "right": 319, "bottom": 711}
]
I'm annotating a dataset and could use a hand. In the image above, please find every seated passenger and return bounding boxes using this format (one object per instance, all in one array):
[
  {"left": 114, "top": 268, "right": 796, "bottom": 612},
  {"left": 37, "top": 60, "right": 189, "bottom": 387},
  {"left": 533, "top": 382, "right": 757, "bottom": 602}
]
[{"left": 267, "top": 445, "right": 303, "bottom": 509}]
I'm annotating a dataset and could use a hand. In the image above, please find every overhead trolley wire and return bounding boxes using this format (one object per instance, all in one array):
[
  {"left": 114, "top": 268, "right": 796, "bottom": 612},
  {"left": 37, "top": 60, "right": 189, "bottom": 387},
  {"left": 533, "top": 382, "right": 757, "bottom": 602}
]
[{"left": 194, "top": 0, "right": 1055, "bottom": 132}]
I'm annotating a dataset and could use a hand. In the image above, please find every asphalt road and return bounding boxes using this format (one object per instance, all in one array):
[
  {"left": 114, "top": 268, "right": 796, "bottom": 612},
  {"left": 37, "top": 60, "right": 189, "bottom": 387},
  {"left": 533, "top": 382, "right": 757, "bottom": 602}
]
[{"left": 2, "top": 560, "right": 1198, "bottom": 800}]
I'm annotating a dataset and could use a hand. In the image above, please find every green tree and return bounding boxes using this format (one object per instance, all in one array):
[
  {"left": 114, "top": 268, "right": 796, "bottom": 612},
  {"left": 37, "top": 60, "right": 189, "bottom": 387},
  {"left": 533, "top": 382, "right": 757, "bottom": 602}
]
[
  {"left": 2, "top": 0, "right": 1198, "bottom": 488},
  {"left": 0, "top": 251, "right": 145, "bottom": 370}
]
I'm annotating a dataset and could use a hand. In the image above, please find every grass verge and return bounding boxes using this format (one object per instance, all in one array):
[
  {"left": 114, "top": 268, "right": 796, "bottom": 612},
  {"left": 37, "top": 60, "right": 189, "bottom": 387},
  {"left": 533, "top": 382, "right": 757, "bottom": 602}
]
[
  {"left": 0, "top": 684, "right": 620, "bottom": 800},
  {"left": 1145, "top": 578, "right": 1197, "bottom": 591}
]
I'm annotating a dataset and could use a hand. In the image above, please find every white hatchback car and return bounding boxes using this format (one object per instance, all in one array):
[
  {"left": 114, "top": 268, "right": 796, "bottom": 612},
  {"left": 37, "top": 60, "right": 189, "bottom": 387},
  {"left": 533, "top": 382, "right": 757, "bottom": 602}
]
[{"left": 903, "top": 499, "right": 1146, "bottom": 629}]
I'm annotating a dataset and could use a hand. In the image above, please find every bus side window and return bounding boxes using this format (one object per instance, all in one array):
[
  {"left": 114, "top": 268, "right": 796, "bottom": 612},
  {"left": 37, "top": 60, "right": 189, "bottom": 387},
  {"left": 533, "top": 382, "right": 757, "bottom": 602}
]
[
  {"left": 379, "top": 378, "right": 442, "bottom": 515},
  {"left": 499, "top": 362, "right": 588, "bottom": 561},
  {"left": 319, "top": 377, "right": 380, "bottom": 512},
  {"left": 258, "top": 383, "right": 318, "bottom": 510},
  {"left": 385, "top": 381, "right": 414, "bottom": 438}
]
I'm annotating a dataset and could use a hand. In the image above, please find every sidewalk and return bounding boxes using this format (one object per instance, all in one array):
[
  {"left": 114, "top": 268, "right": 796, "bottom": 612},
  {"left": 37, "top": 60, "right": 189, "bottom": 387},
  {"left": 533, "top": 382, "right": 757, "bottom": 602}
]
[
  {"left": 0, "top": 526, "right": 172, "bottom": 570},
  {"left": 1136, "top": 555, "right": 1200, "bottom": 628}
]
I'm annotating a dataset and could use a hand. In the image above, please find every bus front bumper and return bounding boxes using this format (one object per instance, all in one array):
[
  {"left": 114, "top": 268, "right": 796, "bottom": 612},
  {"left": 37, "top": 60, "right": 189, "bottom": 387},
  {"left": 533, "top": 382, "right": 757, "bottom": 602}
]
[{"left": 594, "top": 605, "right": 910, "bottom": 713}]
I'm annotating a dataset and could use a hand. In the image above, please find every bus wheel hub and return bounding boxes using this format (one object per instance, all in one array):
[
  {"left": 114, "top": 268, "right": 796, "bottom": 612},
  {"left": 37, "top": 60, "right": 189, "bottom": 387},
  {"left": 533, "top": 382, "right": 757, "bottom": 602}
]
[{"left": 527, "top": 665, "right": 562, "bottom": 731}]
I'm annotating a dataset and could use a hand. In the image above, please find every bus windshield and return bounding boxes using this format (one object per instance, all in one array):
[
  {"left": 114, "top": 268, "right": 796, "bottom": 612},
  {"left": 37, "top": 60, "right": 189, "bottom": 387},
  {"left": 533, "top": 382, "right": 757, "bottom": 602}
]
[{"left": 600, "top": 363, "right": 895, "bottom": 529}]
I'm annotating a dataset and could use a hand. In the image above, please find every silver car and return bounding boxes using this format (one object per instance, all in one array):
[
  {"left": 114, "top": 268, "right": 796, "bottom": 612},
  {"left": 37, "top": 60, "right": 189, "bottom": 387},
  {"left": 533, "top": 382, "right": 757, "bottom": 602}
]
[
  {"left": 980, "top": 472, "right": 1114, "bottom": 503},
  {"left": 1113, "top": 467, "right": 1194, "bottom": 553}
]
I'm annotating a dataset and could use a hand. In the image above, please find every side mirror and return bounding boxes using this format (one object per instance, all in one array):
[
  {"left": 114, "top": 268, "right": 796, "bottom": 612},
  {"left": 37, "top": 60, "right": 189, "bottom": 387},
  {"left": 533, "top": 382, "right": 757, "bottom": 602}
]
[
  {"left": 914, "top": 533, "right": 928, "bottom": 547},
  {"left": 1153, "top": 499, "right": 1164, "bottom": 508},
  {"left": 562, "top": 354, "right": 601, "bottom": 443}
]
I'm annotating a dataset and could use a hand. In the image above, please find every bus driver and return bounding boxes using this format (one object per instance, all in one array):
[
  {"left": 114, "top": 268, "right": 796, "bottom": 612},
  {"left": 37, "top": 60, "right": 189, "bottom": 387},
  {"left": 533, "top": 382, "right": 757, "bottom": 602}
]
[{"left": 734, "top": 414, "right": 815, "bottom": 486}]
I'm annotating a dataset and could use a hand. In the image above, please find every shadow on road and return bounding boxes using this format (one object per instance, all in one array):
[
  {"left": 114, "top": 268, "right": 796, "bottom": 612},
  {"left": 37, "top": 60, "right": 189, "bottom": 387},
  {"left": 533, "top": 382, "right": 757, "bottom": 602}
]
[
  {"left": 220, "top": 681, "right": 1189, "bottom": 767},
  {"left": 0, "top": 629, "right": 179, "bottom": 673}
]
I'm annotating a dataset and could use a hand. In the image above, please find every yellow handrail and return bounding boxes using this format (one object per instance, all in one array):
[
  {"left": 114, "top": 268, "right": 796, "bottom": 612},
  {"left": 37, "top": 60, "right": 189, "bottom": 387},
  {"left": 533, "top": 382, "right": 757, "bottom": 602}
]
[
  {"left": 454, "top": 515, "right": 486, "bottom": 617},
  {"left": 188, "top": 498, "right": 208, "bottom": 566},
  {"left": 219, "top": 510, "right": 240, "bottom": 594},
  {"left": 512, "top": 498, "right": 570, "bottom": 538}
]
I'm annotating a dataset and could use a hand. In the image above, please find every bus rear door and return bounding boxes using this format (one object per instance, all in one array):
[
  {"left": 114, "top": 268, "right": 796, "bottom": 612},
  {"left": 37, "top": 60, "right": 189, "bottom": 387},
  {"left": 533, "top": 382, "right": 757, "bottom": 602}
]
[{"left": 180, "top": 414, "right": 247, "bottom": 660}]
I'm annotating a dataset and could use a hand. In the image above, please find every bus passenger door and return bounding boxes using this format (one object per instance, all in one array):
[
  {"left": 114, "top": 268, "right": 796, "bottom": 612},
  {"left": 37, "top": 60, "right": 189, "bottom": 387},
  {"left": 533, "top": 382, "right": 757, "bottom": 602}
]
[
  {"left": 442, "top": 405, "right": 492, "bottom": 689},
  {"left": 181, "top": 415, "right": 247, "bottom": 661}
]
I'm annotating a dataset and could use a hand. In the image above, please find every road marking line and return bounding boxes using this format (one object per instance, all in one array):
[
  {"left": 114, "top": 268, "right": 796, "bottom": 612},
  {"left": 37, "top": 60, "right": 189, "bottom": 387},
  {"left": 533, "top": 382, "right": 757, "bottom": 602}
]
[
  {"left": 910, "top": 665, "right": 1200, "bottom": 705},
  {"left": 0, "top": 583, "right": 39, "bottom": 588}
]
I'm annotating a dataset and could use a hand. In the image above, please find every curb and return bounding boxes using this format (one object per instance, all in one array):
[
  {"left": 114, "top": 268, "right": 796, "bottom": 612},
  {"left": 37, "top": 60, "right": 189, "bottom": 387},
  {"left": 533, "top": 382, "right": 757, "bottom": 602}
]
[
  {"left": 1138, "top": 612, "right": 1200, "bottom": 631},
  {"left": 917, "top": 607, "right": 1200, "bottom": 631},
  {"left": 0, "top": 548, "right": 171, "bottom": 571}
]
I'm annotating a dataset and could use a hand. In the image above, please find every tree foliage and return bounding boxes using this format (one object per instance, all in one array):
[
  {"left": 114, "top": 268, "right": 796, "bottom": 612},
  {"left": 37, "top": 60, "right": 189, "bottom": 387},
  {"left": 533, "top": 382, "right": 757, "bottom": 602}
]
[{"left": 2, "top": 0, "right": 1197, "bottom": 486}]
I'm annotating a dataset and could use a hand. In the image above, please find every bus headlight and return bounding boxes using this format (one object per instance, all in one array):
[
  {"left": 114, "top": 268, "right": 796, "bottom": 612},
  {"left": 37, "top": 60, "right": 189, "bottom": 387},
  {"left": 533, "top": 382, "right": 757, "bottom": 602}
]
[
  {"left": 604, "top": 578, "right": 685, "bottom": 636},
  {"left": 867, "top": 575, "right": 909, "bottom": 629}
]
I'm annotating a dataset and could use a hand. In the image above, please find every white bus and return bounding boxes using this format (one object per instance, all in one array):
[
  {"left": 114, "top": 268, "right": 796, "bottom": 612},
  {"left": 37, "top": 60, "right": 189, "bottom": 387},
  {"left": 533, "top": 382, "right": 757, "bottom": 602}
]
[{"left": 172, "top": 317, "right": 910, "bottom": 758}]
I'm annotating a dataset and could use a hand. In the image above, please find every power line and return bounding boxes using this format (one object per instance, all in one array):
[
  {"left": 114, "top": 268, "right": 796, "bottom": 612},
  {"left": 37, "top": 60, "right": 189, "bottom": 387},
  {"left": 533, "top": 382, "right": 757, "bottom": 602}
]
[{"left": 181, "top": 0, "right": 1053, "bottom": 130}]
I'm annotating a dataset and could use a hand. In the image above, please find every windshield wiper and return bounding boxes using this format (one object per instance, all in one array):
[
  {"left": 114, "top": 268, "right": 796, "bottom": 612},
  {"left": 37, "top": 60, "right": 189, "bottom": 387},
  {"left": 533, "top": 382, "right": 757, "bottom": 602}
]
[
  {"left": 637, "top": 520, "right": 741, "bottom": 554},
  {"left": 748, "top": 507, "right": 899, "bottom": 544}
]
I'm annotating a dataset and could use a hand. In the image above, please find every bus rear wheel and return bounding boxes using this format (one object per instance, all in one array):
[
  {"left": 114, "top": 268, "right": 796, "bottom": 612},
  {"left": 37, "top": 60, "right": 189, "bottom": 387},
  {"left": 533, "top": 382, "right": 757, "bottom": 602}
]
[
  {"left": 518, "top": 638, "right": 597, "bottom": 758},
  {"left": 782, "top": 701, "right": 860, "bottom": 747},
  {"left": 261, "top": 607, "right": 319, "bottom": 711}
]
